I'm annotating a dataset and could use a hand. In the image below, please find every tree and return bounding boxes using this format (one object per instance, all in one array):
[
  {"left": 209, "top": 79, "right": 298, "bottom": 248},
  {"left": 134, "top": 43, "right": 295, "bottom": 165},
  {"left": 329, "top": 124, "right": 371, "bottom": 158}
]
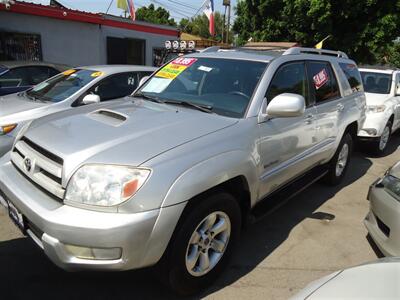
[
  {"left": 233, "top": 0, "right": 400, "bottom": 64},
  {"left": 179, "top": 12, "right": 232, "bottom": 43},
  {"left": 136, "top": 4, "right": 176, "bottom": 26},
  {"left": 384, "top": 42, "right": 400, "bottom": 67}
]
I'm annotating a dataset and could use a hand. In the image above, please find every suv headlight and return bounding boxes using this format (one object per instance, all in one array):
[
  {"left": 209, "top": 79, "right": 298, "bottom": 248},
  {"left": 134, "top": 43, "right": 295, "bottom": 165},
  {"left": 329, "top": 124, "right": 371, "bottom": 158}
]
[
  {"left": 366, "top": 105, "right": 386, "bottom": 113},
  {"left": 65, "top": 165, "right": 151, "bottom": 207}
]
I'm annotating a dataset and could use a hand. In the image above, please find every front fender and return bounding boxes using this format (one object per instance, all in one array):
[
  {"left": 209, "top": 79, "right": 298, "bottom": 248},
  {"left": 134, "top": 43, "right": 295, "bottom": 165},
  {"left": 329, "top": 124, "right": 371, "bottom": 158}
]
[
  {"left": 140, "top": 150, "right": 259, "bottom": 267},
  {"left": 161, "top": 150, "right": 259, "bottom": 208}
]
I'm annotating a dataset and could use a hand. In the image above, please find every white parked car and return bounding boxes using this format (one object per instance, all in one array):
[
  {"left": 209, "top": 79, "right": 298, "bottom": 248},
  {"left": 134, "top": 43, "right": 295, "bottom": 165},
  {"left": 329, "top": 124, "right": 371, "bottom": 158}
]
[
  {"left": 358, "top": 67, "right": 400, "bottom": 154},
  {"left": 0, "top": 65, "right": 156, "bottom": 157},
  {"left": 291, "top": 258, "right": 400, "bottom": 299}
]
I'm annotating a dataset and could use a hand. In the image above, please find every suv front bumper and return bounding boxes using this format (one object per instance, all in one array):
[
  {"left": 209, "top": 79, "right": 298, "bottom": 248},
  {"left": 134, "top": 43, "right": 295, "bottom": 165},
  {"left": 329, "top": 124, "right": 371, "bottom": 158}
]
[
  {"left": 0, "top": 156, "right": 183, "bottom": 271},
  {"left": 358, "top": 112, "right": 389, "bottom": 139}
]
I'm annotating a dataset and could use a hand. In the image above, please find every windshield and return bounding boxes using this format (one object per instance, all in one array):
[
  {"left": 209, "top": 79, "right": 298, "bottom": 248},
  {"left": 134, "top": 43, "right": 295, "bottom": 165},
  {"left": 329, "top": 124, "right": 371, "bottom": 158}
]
[
  {"left": 138, "top": 57, "right": 267, "bottom": 118},
  {"left": 361, "top": 71, "right": 392, "bottom": 94},
  {"left": 25, "top": 69, "right": 99, "bottom": 102}
]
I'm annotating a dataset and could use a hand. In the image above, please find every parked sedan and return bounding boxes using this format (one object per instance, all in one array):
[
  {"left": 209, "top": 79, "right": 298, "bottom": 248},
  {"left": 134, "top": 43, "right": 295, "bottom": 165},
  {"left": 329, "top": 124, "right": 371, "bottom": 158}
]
[
  {"left": 0, "top": 61, "right": 69, "bottom": 96},
  {"left": 0, "top": 65, "right": 156, "bottom": 156},
  {"left": 291, "top": 258, "right": 400, "bottom": 299},
  {"left": 365, "top": 161, "right": 400, "bottom": 256}
]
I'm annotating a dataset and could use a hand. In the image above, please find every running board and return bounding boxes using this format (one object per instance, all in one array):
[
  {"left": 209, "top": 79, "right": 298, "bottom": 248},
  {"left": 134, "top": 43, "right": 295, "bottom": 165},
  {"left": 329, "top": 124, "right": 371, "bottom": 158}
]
[{"left": 250, "top": 166, "right": 328, "bottom": 223}]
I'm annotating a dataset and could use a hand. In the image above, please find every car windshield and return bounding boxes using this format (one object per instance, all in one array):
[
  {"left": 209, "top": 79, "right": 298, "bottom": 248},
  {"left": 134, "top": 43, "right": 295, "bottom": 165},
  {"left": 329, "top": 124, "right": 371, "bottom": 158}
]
[
  {"left": 138, "top": 57, "right": 267, "bottom": 118},
  {"left": 361, "top": 71, "right": 392, "bottom": 94},
  {"left": 25, "top": 69, "right": 98, "bottom": 102}
]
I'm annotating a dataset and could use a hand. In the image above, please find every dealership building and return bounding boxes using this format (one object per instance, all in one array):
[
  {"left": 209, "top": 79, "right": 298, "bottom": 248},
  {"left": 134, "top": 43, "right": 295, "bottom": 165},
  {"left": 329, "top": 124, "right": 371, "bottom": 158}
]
[{"left": 0, "top": 1, "right": 179, "bottom": 67}]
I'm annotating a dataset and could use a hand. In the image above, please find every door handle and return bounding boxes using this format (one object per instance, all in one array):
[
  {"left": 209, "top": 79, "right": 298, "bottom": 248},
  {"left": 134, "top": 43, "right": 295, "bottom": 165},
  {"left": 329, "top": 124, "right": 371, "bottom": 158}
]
[
  {"left": 305, "top": 114, "right": 314, "bottom": 124},
  {"left": 337, "top": 103, "right": 344, "bottom": 112}
]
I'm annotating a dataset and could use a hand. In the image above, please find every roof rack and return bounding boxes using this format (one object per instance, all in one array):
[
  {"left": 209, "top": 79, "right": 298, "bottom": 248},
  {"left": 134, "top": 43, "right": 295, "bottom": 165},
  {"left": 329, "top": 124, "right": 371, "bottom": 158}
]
[{"left": 283, "top": 47, "right": 348, "bottom": 59}]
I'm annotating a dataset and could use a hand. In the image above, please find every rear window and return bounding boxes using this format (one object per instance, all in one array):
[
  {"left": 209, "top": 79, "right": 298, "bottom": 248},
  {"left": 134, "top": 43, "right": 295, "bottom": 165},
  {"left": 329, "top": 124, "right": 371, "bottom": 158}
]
[
  {"left": 339, "top": 63, "right": 363, "bottom": 93},
  {"left": 361, "top": 71, "right": 392, "bottom": 94}
]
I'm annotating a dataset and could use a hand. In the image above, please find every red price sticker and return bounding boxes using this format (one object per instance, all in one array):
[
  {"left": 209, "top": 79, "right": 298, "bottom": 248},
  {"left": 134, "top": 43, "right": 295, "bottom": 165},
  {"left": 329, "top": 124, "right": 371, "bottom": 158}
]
[
  {"left": 313, "top": 69, "right": 329, "bottom": 90},
  {"left": 171, "top": 57, "right": 197, "bottom": 67}
]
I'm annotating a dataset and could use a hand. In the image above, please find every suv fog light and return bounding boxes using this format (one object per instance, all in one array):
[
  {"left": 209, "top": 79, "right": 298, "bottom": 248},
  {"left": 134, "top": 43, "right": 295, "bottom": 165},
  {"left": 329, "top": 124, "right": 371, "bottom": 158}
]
[
  {"left": 362, "top": 128, "right": 377, "bottom": 136},
  {"left": 65, "top": 244, "right": 122, "bottom": 260}
]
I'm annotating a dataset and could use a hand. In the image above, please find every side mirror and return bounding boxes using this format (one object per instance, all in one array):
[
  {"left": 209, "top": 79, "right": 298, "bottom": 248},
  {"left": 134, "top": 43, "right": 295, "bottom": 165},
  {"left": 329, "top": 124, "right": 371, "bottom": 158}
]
[
  {"left": 396, "top": 84, "right": 400, "bottom": 96},
  {"left": 266, "top": 93, "right": 305, "bottom": 118},
  {"left": 139, "top": 76, "right": 150, "bottom": 87},
  {"left": 82, "top": 94, "right": 100, "bottom": 105}
]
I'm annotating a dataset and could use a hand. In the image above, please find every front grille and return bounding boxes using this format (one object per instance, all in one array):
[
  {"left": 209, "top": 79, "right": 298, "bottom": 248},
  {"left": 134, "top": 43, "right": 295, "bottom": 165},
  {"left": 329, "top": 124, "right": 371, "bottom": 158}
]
[
  {"left": 11, "top": 138, "right": 65, "bottom": 201},
  {"left": 376, "top": 215, "right": 390, "bottom": 237}
]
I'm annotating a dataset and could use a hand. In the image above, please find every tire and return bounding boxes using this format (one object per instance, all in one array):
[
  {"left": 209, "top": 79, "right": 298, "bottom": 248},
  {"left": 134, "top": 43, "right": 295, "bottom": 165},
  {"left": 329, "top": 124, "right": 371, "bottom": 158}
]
[
  {"left": 373, "top": 121, "right": 392, "bottom": 156},
  {"left": 323, "top": 133, "right": 353, "bottom": 186},
  {"left": 156, "top": 192, "right": 241, "bottom": 296}
]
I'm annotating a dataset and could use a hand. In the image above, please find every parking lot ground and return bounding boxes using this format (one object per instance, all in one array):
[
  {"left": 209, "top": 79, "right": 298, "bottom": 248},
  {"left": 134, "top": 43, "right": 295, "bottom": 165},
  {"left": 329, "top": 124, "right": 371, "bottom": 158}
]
[{"left": 1, "top": 134, "right": 399, "bottom": 300}]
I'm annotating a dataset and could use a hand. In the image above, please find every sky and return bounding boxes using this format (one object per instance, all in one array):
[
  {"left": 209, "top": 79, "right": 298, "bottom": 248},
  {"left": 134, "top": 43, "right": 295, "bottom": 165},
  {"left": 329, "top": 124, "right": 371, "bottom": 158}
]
[{"left": 26, "top": 0, "right": 237, "bottom": 21}]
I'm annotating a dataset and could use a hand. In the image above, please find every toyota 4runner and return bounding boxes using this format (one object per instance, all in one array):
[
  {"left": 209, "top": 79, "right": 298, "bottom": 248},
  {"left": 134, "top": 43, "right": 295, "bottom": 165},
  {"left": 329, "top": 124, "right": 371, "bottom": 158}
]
[{"left": 0, "top": 47, "right": 366, "bottom": 295}]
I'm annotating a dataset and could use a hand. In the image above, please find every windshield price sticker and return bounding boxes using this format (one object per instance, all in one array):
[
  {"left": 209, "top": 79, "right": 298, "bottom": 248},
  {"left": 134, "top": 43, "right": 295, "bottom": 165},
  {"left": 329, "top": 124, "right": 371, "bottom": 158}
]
[
  {"left": 62, "top": 69, "right": 77, "bottom": 76},
  {"left": 313, "top": 69, "right": 329, "bottom": 90},
  {"left": 171, "top": 57, "right": 197, "bottom": 67},
  {"left": 91, "top": 71, "right": 104, "bottom": 77},
  {"left": 156, "top": 58, "right": 197, "bottom": 79}
]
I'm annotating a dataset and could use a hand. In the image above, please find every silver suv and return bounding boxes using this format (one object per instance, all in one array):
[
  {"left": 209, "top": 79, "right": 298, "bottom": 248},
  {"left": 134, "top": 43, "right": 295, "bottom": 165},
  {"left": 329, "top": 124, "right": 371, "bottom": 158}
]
[{"left": 0, "top": 48, "right": 366, "bottom": 295}]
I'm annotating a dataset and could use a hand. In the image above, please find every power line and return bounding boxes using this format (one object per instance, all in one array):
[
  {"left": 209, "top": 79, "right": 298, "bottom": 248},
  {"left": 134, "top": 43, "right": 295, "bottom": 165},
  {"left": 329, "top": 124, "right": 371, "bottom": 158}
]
[{"left": 166, "top": 0, "right": 197, "bottom": 11}]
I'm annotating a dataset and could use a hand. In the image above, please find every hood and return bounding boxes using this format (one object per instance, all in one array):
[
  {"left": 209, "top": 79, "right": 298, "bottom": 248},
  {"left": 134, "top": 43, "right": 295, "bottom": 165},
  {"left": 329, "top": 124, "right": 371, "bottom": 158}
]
[
  {"left": 0, "top": 93, "right": 49, "bottom": 124},
  {"left": 303, "top": 260, "right": 400, "bottom": 299},
  {"left": 364, "top": 92, "right": 392, "bottom": 106},
  {"left": 24, "top": 98, "right": 238, "bottom": 177}
]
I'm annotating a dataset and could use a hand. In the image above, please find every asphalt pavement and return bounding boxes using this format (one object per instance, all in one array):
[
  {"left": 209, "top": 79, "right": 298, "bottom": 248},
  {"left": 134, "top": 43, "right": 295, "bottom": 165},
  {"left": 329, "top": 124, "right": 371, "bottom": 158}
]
[{"left": 1, "top": 134, "right": 399, "bottom": 299}]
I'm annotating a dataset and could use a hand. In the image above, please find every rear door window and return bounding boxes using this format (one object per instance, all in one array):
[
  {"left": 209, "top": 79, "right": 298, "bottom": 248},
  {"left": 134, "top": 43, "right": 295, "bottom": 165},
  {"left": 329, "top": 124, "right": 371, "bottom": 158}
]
[
  {"left": 339, "top": 63, "right": 363, "bottom": 93},
  {"left": 266, "top": 61, "right": 309, "bottom": 105},
  {"left": 307, "top": 61, "right": 340, "bottom": 104}
]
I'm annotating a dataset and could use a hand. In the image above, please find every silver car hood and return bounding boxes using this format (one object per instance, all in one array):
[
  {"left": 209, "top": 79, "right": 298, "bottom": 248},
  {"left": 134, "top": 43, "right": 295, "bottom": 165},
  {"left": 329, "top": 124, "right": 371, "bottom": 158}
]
[
  {"left": 25, "top": 98, "right": 238, "bottom": 175},
  {"left": 0, "top": 93, "right": 49, "bottom": 124}
]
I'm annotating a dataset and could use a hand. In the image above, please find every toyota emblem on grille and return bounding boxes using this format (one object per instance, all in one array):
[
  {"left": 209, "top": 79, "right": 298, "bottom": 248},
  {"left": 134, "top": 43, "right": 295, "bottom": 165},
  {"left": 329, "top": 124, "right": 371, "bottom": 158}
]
[{"left": 24, "top": 158, "right": 32, "bottom": 172}]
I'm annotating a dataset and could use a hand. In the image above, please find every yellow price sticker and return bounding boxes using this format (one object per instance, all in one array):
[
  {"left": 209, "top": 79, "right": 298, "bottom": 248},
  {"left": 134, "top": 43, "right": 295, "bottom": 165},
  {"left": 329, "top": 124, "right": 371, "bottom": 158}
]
[
  {"left": 62, "top": 69, "right": 77, "bottom": 76},
  {"left": 156, "top": 64, "right": 187, "bottom": 79},
  {"left": 91, "top": 71, "right": 104, "bottom": 77}
]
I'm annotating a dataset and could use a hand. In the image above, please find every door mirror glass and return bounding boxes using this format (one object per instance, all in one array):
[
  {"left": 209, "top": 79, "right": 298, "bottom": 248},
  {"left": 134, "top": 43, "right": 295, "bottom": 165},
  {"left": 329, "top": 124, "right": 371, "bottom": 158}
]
[
  {"left": 139, "top": 76, "right": 150, "bottom": 87},
  {"left": 82, "top": 94, "right": 100, "bottom": 105},
  {"left": 266, "top": 93, "right": 305, "bottom": 118}
]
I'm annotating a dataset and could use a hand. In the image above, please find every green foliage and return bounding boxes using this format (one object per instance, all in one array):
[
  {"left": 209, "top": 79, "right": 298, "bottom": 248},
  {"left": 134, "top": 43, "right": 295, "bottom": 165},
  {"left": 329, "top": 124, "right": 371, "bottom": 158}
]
[
  {"left": 233, "top": 0, "right": 400, "bottom": 64},
  {"left": 385, "top": 42, "right": 400, "bottom": 67},
  {"left": 136, "top": 4, "right": 177, "bottom": 26},
  {"left": 179, "top": 12, "right": 232, "bottom": 43}
]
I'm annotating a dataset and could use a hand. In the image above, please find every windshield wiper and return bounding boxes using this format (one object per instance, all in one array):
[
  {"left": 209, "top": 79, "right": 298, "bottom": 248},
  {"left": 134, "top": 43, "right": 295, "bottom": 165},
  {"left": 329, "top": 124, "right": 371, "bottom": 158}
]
[
  {"left": 163, "top": 100, "right": 214, "bottom": 114},
  {"left": 131, "top": 93, "right": 164, "bottom": 103}
]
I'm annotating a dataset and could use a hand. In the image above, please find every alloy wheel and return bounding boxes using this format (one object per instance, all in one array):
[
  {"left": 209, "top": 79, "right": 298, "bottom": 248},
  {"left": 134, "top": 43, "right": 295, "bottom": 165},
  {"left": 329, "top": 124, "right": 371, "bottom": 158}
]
[{"left": 185, "top": 211, "right": 231, "bottom": 277}]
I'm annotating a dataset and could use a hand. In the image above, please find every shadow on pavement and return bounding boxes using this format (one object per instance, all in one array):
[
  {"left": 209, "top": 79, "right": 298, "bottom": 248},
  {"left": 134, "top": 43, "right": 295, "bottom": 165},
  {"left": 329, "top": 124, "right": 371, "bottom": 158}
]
[
  {"left": 201, "top": 152, "right": 374, "bottom": 296},
  {"left": 0, "top": 148, "right": 383, "bottom": 299}
]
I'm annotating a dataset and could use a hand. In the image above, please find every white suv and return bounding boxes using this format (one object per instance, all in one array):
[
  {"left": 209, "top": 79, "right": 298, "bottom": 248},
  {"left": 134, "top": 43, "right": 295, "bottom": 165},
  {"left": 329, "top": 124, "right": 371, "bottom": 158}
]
[{"left": 358, "top": 67, "right": 400, "bottom": 154}]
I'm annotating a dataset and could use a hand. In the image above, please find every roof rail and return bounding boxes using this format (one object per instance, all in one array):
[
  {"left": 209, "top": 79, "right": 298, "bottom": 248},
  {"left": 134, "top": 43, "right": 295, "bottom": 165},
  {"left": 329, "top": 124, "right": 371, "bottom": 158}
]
[
  {"left": 283, "top": 47, "right": 349, "bottom": 59},
  {"left": 200, "top": 46, "right": 221, "bottom": 53}
]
